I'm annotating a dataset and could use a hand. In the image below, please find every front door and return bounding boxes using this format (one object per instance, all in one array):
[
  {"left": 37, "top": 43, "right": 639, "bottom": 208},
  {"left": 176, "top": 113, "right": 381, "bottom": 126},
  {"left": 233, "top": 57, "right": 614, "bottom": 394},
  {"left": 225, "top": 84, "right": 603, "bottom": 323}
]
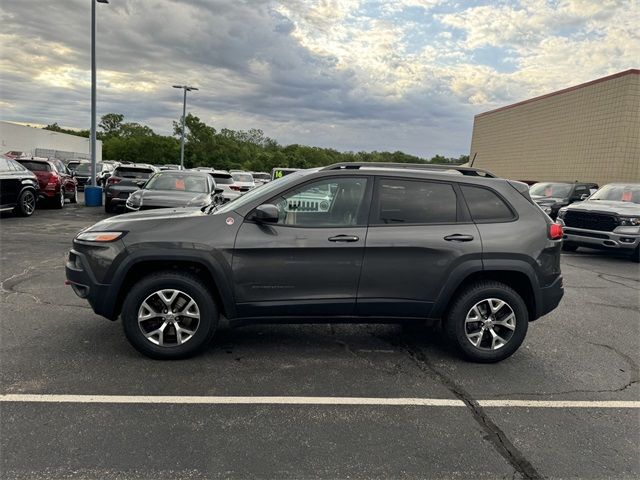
[
  {"left": 232, "top": 176, "right": 371, "bottom": 317},
  {"left": 357, "top": 177, "right": 482, "bottom": 317}
]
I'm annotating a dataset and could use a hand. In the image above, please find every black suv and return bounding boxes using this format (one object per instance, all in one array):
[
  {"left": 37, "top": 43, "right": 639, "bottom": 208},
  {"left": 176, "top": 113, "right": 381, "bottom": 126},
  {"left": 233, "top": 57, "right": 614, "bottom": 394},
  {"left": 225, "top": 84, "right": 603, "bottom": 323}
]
[
  {"left": 529, "top": 182, "right": 598, "bottom": 219},
  {"left": 104, "top": 164, "right": 159, "bottom": 213},
  {"left": 66, "top": 163, "right": 564, "bottom": 362}
]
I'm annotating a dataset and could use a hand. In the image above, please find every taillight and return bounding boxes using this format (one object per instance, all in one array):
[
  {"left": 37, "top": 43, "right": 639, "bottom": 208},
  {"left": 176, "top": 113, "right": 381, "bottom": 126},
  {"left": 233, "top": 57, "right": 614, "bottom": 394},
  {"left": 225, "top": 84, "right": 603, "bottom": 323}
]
[
  {"left": 47, "top": 173, "right": 59, "bottom": 185},
  {"left": 548, "top": 223, "right": 563, "bottom": 240},
  {"left": 229, "top": 185, "right": 241, "bottom": 191},
  {"left": 107, "top": 177, "right": 121, "bottom": 185}
]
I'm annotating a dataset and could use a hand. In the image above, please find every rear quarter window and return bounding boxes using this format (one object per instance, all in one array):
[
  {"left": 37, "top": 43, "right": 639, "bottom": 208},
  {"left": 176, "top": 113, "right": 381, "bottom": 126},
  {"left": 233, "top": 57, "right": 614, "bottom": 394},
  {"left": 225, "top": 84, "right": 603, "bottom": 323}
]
[{"left": 460, "top": 185, "right": 515, "bottom": 222}]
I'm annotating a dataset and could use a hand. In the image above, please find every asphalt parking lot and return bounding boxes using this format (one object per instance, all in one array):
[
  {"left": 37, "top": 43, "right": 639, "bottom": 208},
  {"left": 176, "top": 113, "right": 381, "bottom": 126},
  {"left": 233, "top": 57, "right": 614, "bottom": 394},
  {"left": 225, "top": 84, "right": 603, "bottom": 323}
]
[{"left": 1, "top": 197, "right": 639, "bottom": 480}]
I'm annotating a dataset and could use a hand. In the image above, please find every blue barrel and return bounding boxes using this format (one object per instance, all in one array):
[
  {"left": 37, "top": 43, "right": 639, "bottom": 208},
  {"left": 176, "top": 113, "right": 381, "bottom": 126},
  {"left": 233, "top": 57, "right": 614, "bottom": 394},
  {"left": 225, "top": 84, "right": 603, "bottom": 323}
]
[{"left": 84, "top": 186, "right": 103, "bottom": 207}]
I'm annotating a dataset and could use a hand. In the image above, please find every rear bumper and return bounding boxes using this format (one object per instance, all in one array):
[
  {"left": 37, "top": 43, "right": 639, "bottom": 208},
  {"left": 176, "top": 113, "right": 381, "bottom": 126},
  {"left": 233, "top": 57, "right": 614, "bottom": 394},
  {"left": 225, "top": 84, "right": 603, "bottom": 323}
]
[
  {"left": 537, "top": 275, "right": 564, "bottom": 319},
  {"left": 562, "top": 226, "right": 640, "bottom": 250}
]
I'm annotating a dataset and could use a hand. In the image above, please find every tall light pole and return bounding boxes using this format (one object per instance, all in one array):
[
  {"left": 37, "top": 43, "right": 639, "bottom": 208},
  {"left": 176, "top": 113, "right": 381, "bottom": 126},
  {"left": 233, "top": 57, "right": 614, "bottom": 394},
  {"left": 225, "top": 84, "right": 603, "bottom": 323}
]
[
  {"left": 87, "top": 0, "right": 109, "bottom": 206},
  {"left": 172, "top": 85, "right": 198, "bottom": 170}
]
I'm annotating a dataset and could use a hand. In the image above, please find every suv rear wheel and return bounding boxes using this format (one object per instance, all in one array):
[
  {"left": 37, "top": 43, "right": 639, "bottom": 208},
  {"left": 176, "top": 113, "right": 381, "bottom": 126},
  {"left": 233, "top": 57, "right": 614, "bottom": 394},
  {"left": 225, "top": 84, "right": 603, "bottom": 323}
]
[
  {"left": 122, "top": 271, "right": 218, "bottom": 359},
  {"left": 445, "top": 281, "right": 528, "bottom": 363}
]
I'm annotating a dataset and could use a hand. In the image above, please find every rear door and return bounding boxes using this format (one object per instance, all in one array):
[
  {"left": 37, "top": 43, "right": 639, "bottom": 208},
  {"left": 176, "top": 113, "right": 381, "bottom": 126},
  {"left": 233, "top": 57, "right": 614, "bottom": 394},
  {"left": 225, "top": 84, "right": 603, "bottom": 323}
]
[
  {"left": 232, "top": 176, "right": 371, "bottom": 317},
  {"left": 357, "top": 177, "right": 482, "bottom": 317}
]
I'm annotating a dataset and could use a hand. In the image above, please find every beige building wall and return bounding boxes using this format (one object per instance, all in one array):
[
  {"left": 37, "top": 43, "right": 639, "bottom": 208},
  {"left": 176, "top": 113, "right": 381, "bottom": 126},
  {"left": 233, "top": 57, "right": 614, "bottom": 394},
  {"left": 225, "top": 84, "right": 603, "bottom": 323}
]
[{"left": 470, "top": 70, "right": 639, "bottom": 186}]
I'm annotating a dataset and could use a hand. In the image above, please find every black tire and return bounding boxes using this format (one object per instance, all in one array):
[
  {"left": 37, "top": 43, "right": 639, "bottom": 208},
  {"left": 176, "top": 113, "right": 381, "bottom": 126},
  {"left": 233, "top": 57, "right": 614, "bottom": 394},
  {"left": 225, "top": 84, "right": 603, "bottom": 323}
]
[
  {"left": 444, "top": 281, "right": 529, "bottom": 363},
  {"left": 14, "top": 189, "right": 37, "bottom": 217},
  {"left": 104, "top": 198, "right": 115, "bottom": 213},
  {"left": 122, "top": 271, "right": 218, "bottom": 359},
  {"left": 562, "top": 243, "right": 578, "bottom": 252},
  {"left": 632, "top": 246, "right": 640, "bottom": 263},
  {"left": 53, "top": 188, "right": 65, "bottom": 209}
]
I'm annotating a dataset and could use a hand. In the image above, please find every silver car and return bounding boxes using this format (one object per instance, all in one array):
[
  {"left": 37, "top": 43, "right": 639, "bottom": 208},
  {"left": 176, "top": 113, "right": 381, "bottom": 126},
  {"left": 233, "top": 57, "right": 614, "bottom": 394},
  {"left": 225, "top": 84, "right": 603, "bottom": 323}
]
[
  {"left": 558, "top": 183, "right": 640, "bottom": 262},
  {"left": 231, "top": 171, "right": 255, "bottom": 192}
]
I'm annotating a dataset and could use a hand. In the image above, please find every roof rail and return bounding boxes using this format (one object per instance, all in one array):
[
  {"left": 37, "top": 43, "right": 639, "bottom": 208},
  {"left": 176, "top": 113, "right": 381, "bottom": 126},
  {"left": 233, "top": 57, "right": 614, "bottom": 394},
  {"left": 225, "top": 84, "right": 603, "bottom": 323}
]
[{"left": 321, "top": 162, "right": 497, "bottom": 178}]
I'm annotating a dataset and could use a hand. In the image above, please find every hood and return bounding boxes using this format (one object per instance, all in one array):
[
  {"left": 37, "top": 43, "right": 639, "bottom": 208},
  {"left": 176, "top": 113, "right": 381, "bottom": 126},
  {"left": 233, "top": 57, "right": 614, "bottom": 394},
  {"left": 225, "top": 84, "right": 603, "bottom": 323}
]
[
  {"left": 86, "top": 206, "right": 207, "bottom": 232},
  {"left": 128, "top": 189, "right": 212, "bottom": 208},
  {"left": 564, "top": 200, "right": 640, "bottom": 215}
]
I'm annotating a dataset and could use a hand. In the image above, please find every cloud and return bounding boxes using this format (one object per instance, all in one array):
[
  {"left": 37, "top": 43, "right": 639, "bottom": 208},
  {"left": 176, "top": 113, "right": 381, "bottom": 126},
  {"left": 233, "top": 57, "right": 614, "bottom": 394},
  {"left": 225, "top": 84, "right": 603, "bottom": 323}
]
[{"left": 0, "top": 0, "right": 636, "bottom": 158}]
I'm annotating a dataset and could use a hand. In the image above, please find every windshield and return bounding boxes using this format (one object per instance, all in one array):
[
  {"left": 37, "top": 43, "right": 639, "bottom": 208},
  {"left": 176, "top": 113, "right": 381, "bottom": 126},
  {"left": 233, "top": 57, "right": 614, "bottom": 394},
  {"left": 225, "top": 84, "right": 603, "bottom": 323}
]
[
  {"left": 75, "top": 163, "right": 101, "bottom": 175},
  {"left": 529, "top": 183, "right": 572, "bottom": 198},
  {"left": 114, "top": 167, "right": 154, "bottom": 179},
  {"left": 590, "top": 184, "right": 640, "bottom": 204},
  {"left": 211, "top": 174, "right": 234, "bottom": 184},
  {"left": 232, "top": 173, "right": 253, "bottom": 182},
  {"left": 215, "top": 170, "right": 313, "bottom": 214},
  {"left": 145, "top": 173, "right": 209, "bottom": 193}
]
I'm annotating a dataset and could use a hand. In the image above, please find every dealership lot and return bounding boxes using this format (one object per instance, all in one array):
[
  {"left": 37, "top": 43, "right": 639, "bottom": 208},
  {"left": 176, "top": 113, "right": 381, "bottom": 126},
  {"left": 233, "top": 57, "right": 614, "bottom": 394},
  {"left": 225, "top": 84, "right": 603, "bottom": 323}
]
[{"left": 1, "top": 199, "right": 638, "bottom": 480}]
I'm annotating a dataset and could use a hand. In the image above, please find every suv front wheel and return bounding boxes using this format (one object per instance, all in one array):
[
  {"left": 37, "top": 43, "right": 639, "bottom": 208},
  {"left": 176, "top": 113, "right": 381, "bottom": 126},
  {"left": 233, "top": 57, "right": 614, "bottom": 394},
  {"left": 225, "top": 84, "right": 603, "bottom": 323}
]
[
  {"left": 122, "top": 271, "right": 218, "bottom": 359},
  {"left": 445, "top": 281, "right": 528, "bottom": 363}
]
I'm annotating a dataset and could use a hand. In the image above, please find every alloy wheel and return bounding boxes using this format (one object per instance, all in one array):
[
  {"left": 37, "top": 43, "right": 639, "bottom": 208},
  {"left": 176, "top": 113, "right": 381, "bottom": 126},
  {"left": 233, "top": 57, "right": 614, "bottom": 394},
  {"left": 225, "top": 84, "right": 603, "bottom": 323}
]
[
  {"left": 137, "top": 289, "right": 200, "bottom": 347},
  {"left": 464, "top": 298, "right": 516, "bottom": 350},
  {"left": 22, "top": 191, "right": 35, "bottom": 215}
]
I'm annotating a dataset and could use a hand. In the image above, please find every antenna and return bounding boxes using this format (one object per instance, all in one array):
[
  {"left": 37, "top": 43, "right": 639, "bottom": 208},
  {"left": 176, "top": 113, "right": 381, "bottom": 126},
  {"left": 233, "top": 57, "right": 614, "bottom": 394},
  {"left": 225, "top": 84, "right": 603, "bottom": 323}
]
[{"left": 469, "top": 152, "right": 477, "bottom": 167}]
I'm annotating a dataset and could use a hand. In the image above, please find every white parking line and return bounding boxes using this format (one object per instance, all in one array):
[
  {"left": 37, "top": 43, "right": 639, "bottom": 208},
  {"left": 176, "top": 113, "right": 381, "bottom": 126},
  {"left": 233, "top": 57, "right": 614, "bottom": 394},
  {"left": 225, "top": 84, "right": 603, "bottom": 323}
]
[{"left": 0, "top": 394, "right": 638, "bottom": 408}]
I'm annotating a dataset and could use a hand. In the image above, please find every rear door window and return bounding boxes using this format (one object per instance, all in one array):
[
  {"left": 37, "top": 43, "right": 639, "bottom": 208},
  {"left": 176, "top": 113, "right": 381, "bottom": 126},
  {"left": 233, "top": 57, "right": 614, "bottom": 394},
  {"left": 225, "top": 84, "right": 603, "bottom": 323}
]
[
  {"left": 373, "top": 179, "right": 457, "bottom": 224},
  {"left": 460, "top": 185, "right": 515, "bottom": 222}
]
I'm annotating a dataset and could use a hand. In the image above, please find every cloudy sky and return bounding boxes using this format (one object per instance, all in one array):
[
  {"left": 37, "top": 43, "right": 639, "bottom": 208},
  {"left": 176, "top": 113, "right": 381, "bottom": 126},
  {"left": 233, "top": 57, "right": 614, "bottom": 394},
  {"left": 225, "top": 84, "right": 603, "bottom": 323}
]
[{"left": 0, "top": 0, "right": 637, "bottom": 157}]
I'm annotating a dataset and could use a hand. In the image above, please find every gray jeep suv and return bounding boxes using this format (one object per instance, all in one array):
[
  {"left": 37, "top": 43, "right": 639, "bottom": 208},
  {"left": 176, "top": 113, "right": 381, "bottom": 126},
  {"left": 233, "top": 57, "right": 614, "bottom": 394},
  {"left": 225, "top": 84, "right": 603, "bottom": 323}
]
[{"left": 66, "top": 163, "right": 564, "bottom": 362}]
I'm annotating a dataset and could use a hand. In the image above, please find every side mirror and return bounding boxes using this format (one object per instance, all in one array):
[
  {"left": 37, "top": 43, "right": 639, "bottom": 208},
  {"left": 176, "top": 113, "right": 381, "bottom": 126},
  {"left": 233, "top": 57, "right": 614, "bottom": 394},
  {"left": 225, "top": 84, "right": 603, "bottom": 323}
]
[
  {"left": 135, "top": 180, "right": 146, "bottom": 188},
  {"left": 253, "top": 204, "right": 279, "bottom": 223},
  {"left": 214, "top": 187, "right": 224, "bottom": 195},
  {"left": 580, "top": 194, "right": 589, "bottom": 201}
]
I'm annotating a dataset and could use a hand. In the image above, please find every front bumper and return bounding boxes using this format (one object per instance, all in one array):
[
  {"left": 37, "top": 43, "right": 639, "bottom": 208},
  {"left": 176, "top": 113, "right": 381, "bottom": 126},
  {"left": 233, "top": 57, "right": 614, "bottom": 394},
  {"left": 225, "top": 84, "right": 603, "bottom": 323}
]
[
  {"left": 65, "top": 248, "right": 117, "bottom": 320},
  {"left": 560, "top": 224, "right": 640, "bottom": 250}
]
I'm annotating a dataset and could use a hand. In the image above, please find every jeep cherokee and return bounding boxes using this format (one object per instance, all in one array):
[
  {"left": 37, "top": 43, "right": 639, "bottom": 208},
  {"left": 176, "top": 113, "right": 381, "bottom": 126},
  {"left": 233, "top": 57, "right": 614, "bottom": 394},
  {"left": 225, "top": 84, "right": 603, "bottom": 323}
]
[{"left": 66, "top": 163, "right": 564, "bottom": 362}]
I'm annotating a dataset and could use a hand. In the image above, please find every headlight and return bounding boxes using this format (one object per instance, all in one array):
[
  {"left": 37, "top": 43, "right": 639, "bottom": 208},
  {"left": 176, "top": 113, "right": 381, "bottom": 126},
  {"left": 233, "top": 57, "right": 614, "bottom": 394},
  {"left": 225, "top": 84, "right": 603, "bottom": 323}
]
[
  {"left": 619, "top": 216, "right": 640, "bottom": 226},
  {"left": 76, "top": 231, "right": 125, "bottom": 242}
]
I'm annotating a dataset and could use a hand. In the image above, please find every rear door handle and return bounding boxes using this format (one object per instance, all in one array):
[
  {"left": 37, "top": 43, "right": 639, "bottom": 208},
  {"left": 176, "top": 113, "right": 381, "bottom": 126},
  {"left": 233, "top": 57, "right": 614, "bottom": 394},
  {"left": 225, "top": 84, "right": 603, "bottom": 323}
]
[
  {"left": 444, "top": 234, "right": 474, "bottom": 242},
  {"left": 328, "top": 235, "right": 360, "bottom": 242}
]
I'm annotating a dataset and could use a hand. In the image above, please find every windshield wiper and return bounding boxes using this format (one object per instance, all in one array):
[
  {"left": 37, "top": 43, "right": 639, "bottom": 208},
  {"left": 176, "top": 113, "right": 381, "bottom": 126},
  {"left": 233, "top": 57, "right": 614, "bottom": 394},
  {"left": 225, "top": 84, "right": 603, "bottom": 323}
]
[{"left": 202, "top": 204, "right": 219, "bottom": 214}]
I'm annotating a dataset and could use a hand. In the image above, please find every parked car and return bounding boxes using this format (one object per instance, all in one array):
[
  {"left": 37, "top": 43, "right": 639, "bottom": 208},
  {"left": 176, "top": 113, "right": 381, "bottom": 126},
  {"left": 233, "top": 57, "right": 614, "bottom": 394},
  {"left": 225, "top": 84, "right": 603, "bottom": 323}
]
[
  {"left": 0, "top": 156, "right": 39, "bottom": 216},
  {"left": 104, "top": 164, "right": 159, "bottom": 213},
  {"left": 251, "top": 172, "right": 271, "bottom": 186},
  {"left": 16, "top": 157, "right": 77, "bottom": 208},
  {"left": 74, "top": 161, "right": 117, "bottom": 189},
  {"left": 66, "top": 162, "right": 564, "bottom": 362},
  {"left": 125, "top": 171, "right": 220, "bottom": 211},
  {"left": 66, "top": 160, "right": 88, "bottom": 175},
  {"left": 529, "top": 182, "right": 598, "bottom": 219},
  {"left": 230, "top": 171, "right": 255, "bottom": 192},
  {"left": 558, "top": 183, "right": 640, "bottom": 262},
  {"left": 192, "top": 168, "right": 241, "bottom": 203}
]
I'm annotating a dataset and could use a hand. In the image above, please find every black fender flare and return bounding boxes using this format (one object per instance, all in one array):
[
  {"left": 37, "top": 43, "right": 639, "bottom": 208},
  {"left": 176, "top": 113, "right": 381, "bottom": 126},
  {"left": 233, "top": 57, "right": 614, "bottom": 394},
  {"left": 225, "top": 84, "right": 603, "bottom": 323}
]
[
  {"left": 102, "top": 248, "right": 236, "bottom": 320},
  {"left": 429, "top": 258, "right": 541, "bottom": 320}
]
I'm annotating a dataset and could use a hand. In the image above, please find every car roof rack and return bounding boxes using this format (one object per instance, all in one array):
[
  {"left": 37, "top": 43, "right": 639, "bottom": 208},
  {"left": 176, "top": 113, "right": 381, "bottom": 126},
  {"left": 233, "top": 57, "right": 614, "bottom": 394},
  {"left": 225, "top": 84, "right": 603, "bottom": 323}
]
[{"left": 321, "top": 162, "right": 497, "bottom": 178}]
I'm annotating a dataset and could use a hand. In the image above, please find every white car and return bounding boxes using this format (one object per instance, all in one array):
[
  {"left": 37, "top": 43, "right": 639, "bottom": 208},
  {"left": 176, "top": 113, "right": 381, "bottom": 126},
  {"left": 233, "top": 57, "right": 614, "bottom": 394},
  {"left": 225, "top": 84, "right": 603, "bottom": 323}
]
[{"left": 231, "top": 171, "right": 255, "bottom": 192}]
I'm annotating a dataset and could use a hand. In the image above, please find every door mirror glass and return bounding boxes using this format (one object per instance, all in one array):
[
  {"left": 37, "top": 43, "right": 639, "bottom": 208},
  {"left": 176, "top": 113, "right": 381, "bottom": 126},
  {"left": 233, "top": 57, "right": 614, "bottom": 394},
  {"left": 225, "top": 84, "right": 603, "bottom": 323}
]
[{"left": 253, "top": 204, "right": 279, "bottom": 223}]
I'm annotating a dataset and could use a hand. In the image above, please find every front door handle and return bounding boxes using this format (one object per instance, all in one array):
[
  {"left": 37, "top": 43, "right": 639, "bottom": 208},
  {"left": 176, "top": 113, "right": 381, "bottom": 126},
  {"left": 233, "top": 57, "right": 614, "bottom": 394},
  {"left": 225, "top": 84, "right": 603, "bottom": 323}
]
[
  {"left": 444, "top": 234, "right": 474, "bottom": 242},
  {"left": 328, "top": 235, "right": 359, "bottom": 242}
]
